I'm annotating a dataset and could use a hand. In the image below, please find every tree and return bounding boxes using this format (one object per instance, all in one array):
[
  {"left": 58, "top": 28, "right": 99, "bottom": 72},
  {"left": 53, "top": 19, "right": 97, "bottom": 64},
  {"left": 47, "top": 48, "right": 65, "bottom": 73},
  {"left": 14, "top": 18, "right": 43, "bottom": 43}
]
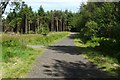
[
  {"left": 2, "top": 1, "right": 77, "bottom": 34},
  {"left": 0, "top": 0, "right": 10, "bottom": 16},
  {"left": 38, "top": 23, "right": 49, "bottom": 35},
  {"left": 85, "top": 21, "right": 98, "bottom": 37},
  {"left": 38, "top": 5, "right": 44, "bottom": 16},
  {"left": 72, "top": 2, "right": 120, "bottom": 42}
]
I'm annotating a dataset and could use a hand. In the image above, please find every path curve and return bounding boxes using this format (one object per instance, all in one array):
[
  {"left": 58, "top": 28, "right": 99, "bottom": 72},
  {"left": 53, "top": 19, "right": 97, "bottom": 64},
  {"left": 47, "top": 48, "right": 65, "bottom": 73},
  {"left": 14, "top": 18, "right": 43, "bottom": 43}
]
[{"left": 26, "top": 33, "right": 112, "bottom": 78}]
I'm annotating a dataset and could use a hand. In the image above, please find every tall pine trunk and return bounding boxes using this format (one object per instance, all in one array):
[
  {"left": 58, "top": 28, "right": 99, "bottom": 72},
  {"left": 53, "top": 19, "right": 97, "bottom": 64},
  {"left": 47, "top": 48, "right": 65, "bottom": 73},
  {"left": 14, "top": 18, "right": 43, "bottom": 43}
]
[
  {"left": 28, "top": 23, "right": 30, "bottom": 34},
  {"left": 51, "top": 15, "right": 54, "bottom": 31},
  {"left": 56, "top": 17, "right": 58, "bottom": 32},
  {"left": 59, "top": 19, "right": 62, "bottom": 31},
  {"left": 25, "top": 15, "right": 27, "bottom": 34}
]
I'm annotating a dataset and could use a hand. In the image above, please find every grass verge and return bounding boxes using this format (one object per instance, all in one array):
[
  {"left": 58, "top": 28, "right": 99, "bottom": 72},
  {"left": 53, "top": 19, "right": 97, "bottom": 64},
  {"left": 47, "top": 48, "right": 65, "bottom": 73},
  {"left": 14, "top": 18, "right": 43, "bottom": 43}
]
[
  {"left": 26, "top": 32, "right": 70, "bottom": 46},
  {"left": 2, "top": 32, "right": 70, "bottom": 78},
  {"left": 74, "top": 38, "right": 120, "bottom": 77},
  {"left": 2, "top": 48, "right": 44, "bottom": 78}
]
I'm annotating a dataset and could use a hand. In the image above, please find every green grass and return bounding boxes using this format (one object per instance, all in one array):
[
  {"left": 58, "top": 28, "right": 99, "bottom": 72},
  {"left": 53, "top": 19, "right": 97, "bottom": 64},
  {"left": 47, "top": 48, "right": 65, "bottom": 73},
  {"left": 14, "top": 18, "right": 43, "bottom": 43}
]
[
  {"left": 2, "top": 32, "right": 69, "bottom": 46},
  {"left": 26, "top": 32, "right": 70, "bottom": 46},
  {"left": 1, "top": 38, "right": 44, "bottom": 78},
  {"left": 1, "top": 32, "right": 70, "bottom": 78},
  {"left": 2, "top": 48, "right": 44, "bottom": 78},
  {"left": 74, "top": 38, "right": 120, "bottom": 76}
]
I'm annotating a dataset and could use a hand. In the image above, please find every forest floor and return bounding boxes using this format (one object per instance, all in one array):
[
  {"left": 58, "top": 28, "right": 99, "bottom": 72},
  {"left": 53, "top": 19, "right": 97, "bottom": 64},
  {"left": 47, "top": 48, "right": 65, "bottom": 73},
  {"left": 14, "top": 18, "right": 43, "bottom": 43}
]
[{"left": 26, "top": 33, "right": 113, "bottom": 78}]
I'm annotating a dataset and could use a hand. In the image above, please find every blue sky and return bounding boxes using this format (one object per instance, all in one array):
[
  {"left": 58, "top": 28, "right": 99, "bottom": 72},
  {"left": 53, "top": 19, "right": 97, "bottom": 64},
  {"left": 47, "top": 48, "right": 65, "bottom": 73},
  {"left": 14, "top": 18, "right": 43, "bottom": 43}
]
[
  {"left": 3, "top": 0, "right": 87, "bottom": 18},
  {"left": 24, "top": 0, "right": 87, "bottom": 12}
]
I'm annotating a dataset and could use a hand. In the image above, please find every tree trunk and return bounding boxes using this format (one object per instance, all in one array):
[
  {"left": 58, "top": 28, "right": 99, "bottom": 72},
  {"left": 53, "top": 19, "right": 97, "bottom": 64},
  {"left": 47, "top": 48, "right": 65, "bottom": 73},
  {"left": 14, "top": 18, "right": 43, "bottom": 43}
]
[
  {"left": 2, "top": 20, "right": 4, "bottom": 32},
  {"left": 29, "top": 23, "right": 30, "bottom": 34},
  {"left": 25, "top": 15, "right": 27, "bottom": 34},
  {"left": 16, "top": 19, "right": 18, "bottom": 33},
  {"left": 37, "top": 17, "right": 39, "bottom": 33},
  {"left": 51, "top": 15, "right": 54, "bottom": 31},
  {"left": 59, "top": 19, "right": 62, "bottom": 31},
  {"left": 0, "top": 18, "right": 3, "bottom": 33},
  {"left": 56, "top": 17, "right": 58, "bottom": 32},
  {"left": 62, "top": 19, "right": 65, "bottom": 31}
]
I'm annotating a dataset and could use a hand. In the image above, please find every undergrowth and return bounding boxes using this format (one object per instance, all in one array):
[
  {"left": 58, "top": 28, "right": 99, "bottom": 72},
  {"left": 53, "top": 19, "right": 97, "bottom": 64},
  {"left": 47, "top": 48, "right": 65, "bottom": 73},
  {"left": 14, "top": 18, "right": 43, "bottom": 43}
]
[{"left": 74, "top": 37, "right": 120, "bottom": 77}]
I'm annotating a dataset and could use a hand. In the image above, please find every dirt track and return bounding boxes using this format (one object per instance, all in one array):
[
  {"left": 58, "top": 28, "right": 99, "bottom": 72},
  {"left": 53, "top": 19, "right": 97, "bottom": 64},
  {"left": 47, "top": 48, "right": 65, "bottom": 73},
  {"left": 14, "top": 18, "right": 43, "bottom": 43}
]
[{"left": 26, "top": 33, "right": 111, "bottom": 79}]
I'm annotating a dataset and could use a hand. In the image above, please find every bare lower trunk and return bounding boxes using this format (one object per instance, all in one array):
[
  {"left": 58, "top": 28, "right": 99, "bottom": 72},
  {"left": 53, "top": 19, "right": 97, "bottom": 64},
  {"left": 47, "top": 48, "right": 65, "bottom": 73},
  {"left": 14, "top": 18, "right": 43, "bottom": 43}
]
[
  {"left": 37, "top": 17, "right": 39, "bottom": 33},
  {"left": 59, "top": 19, "right": 62, "bottom": 31},
  {"left": 29, "top": 23, "right": 30, "bottom": 34},
  {"left": 56, "top": 19, "right": 58, "bottom": 31},
  {"left": 25, "top": 16, "right": 27, "bottom": 34},
  {"left": 51, "top": 15, "right": 54, "bottom": 31}
]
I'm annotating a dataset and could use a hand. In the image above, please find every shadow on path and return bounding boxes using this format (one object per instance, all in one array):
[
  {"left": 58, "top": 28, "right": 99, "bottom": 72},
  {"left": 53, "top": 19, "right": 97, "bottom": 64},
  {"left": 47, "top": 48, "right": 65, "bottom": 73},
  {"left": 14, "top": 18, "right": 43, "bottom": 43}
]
[
  {"left": 43, "top": 59, "right": 111, "bottom": 78},
  {"left": 47, "top": 46, "right": 80, "bottom": 55},
  {"left": 42, "top": 33, "right": 114, "bottom": 78},
  {"left": 27, "top": 33, "right": 117, "bottom": 79}
]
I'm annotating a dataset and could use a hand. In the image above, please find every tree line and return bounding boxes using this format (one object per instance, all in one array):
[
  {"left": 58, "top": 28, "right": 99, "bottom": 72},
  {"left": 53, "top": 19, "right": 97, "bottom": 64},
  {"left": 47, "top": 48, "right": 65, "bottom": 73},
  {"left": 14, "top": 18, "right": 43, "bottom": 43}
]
[
  {"left": 1, "top": 1, "right": 120, "bottom": 39},
  {"left": 73, "top": 2, "right": 120, "bottom": 40},
  {"left": 1, "top": 1, "right": 75, "bottom": 34},
  {"left": 72, "top": 2, "right": 120, "bottom": 62}
]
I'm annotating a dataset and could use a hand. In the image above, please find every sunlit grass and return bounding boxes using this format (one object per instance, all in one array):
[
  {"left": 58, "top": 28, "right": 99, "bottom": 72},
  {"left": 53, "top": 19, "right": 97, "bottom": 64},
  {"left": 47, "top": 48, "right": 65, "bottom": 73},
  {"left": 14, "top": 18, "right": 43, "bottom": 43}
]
[
  {"left": 74, "top": 38, "right": 120, "bottom": 76},
  {"left": 2, "top": 32, "right": 70, "bottom": 46},
  {"left": 2, "top": 48, "right": 44, "bottom": 78},
  {"left": 2, "top": 32, "right": 70, "bottom": 78}
]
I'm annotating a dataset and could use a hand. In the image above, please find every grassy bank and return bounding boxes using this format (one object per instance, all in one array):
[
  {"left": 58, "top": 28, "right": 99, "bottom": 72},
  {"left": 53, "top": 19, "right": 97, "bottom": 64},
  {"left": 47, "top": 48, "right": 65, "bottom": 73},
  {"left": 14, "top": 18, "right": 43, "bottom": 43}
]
[
  {"left": 74, "top": 37, "right": 120, "bottom": 77},
  {"left": 2, "top": 48, "right": 44, "bottom": 78},
  {"left": 26, "top": 32, "right": 70, "bottom": 46},
  {"left": 2, "top": 32, "right": 69, "bottom": 78}
]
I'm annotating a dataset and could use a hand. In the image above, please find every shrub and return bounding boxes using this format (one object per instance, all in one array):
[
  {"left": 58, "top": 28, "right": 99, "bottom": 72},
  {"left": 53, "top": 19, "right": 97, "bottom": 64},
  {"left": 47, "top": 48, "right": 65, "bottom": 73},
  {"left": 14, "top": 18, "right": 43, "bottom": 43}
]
[
  {"left": 28, "top": 30, "right": 35, "bottom": 34},
  {"left": 85, "top": 21, "right": 98, "bottom": 37},
  {"left": 37, "top": 23, "right": 49, "bottom": 35}
]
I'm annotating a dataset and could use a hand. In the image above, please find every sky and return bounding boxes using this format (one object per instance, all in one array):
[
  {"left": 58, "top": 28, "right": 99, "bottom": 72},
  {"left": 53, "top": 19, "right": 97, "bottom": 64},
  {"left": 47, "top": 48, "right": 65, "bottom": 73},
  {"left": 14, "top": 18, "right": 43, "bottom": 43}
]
[
  {"left": 2, "top": 0, "right": 87, "bottom": 18},
  {"left": 23, "top": 0, "right": 87, "bottom": 12}
]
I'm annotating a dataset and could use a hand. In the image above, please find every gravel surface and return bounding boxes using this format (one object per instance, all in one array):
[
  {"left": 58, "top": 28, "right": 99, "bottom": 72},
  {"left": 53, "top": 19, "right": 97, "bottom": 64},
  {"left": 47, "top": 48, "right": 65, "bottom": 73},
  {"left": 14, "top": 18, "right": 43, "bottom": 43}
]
[
  {"left": 27, "top": 45, "right": 46, "bottom": 48},
  {"left": 26, "top": 33, "right": 112, "bottom": 79}
]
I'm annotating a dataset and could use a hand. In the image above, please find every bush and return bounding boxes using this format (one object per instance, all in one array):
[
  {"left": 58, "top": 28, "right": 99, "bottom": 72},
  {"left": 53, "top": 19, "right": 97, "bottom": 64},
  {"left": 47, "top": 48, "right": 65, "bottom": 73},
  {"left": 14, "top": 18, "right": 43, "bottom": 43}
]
[
  {"left": 37, "top": 23, "right": 49, "bottom": 35},
  {"left": 85, "top": 21, "right": 98, "bottom": 37},
  {"left": 28, "top": 30, "right": 35, "bottom": 34},
  {"left": 2, "top": 40, "right": 20, "bottom": 47}
]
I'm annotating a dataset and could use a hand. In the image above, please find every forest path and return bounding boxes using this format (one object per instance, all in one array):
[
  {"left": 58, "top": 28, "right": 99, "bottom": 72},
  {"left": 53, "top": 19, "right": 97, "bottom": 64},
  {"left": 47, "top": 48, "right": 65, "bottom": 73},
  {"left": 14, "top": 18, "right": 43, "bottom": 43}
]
[{"left": 26, "top": 33, "right": 111, "bottom": 78}]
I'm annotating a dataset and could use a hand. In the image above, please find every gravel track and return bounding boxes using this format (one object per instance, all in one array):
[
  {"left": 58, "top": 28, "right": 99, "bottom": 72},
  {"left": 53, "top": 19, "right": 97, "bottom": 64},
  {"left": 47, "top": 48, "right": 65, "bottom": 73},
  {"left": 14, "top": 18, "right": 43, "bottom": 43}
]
[{"left": 26, "top": 33, "right": 112, "bottom": 79}]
